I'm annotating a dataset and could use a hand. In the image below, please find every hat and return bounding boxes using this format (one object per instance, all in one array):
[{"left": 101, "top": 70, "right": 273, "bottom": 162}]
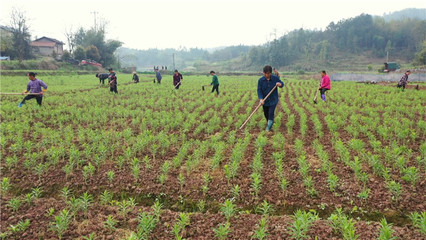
[{"left": 133, "top": 71, "right": 137, "bottom": 74}]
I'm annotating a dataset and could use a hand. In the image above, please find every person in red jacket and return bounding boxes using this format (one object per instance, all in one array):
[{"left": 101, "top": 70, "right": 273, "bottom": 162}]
[{"left": 319, "top": 70, "right": 331, "bottom": 102}]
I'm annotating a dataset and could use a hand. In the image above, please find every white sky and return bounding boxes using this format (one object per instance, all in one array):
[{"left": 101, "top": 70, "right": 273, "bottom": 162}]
[{"left": 0, "top": 0, "right": 425, "bottom": 50}]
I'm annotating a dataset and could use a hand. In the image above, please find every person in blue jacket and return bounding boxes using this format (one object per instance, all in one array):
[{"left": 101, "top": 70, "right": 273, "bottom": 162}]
[
  {"left": 257, "top": 65, "right": 284, "bottom": 131},
  {"left": 155, "top": 68, "right": 162, "bottom": 84}
]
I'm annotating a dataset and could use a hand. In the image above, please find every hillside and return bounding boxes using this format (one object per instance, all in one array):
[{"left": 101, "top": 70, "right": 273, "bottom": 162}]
[
  {"left": 381, "top": 8, "right": 426, "bottom": 21},
  {"left": 117, "top": 8, "right": 425, "bottom": 72}
]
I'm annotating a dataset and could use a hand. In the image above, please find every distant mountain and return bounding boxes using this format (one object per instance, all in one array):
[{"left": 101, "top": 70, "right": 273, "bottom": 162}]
[
  {"left": 204, "top": 46, "right": 227, "bottom": 53},
  {"left": 380, "top": 8, "right": 426, "bottom": 21},
  {"left": 117, "top": 9, "right": 425, "bottom": 72}
]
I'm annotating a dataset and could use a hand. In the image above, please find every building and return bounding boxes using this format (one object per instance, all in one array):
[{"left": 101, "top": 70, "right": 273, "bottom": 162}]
[
  {"left": 384, "top": 62, "right": 400, "bottom": 72},
  {"left": 0, "top": 25, "right": 13, "bottom": 37},
  {"left": 31, "top": 36, "right": 64, "bottom": 58}
]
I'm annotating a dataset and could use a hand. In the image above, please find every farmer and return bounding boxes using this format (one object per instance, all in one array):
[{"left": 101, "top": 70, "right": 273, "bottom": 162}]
[
  {"left": 319, "top": 70, "right": 331, "bottom": 102},
  {"left": 96, "top": 73, "right": 109, "bottom": 85},
  {"left": 258, "top": 65, "right": 284, "bottom": 131},
  {"left": 18, "top": 72, "right": 48, "bottom": 107},
  {"left": 108, "top": 68, "right": 118, "bottom": 94},
  {"left": 132, "top": 72, "right": 139, "bottom": 83},
  {"left": 155, "top": 68, "right": 162, "bottom": 84},
  {"left": 397, "top": 70, "right": 411, "bottom": 90},
  {"left": 173, "top": 69, "right": 183, "bottom": 89},
  {"left": 273, "top": 68, "right": 280, "bottom": 78},
  {"left": 210, "top": 70, "right": 219, "bottom": 95}
]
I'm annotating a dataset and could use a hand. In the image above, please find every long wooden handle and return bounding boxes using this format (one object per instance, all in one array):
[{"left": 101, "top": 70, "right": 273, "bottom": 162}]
[
  {"left": 239, "top": 85, "right": 278, "bottom": 130},
  {"left": 0, "top": 92, "right": 43, "bottom": 95},
  {"left": 239, "top": 103, "right": 262, "bottom": 130},
  {"left": 174, "top": 82, "right": 181, "bottom": 89}
]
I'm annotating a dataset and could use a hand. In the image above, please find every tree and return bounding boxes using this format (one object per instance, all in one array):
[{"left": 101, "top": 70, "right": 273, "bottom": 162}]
[
  {"left": 73, "top": 46, "right": 86, "bottom": 61},
  {"left": 414, "top": 41, "right": 426, "bottom": 66},
  {"left": 64, "top": 26, "right": 76, "bottom": 54},
  {"left": 10, "top": 8, "right": 32, "bottom": 62},
  {"left": 68, "top": 26, "right": 122, "bottom": 66},
  {"left": 61, "top": 50, "right": 71, "bottom": 61},
  {"left": 85, "top": 45, "right": 101, "bottom": 62},
  {"left": 385, "top": 40, "right": 392, "bottom": 61},
  {"left": 0, "top": 26, "right": 13, "bottom": 57},
  {"left": 101, "top": 40, "right": 122, "bottom": 66},
  {"left": 319, "top": 40, "right": 329, "bottom": 65}
]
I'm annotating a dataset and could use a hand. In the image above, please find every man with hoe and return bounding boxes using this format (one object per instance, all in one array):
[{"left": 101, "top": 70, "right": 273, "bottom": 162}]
[
  {"left": 108, "top": 68, "right": 118, "bottom": 94},
  {"left": 258, "top": 65, "right": 284, "bottom": 131},
  {"left": 397, "top": 70, "right": 411, "bottom": 90},
  {"left": 132, "top": 72, "right": 140, "bottom": 83},
  {"left": 210, "top": 70, "right": 219, "bottom": 95},
  {"left": 155, "top": 68, "right": 162, "bottom": 84},
  {"left": 173, "top": 69, "right": 183, "bottom": 89}
]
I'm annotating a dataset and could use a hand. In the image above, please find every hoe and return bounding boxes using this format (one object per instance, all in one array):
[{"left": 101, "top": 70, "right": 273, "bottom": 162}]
[
  {"left": 239, "top": 85, "right": 277, "bottom": 130},
  {"left": 313, "top": 89, "right": 318, "bottom": 104},
  {"left": 173, "top": 82, "right": 181, "bottom": 90},
  {"left": 0, "top": 92, "right": 43, "bottom": 95}
]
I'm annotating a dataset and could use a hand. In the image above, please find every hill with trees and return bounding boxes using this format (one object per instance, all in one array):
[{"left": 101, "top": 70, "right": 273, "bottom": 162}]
[
  {"left": 117, "top": 8, "right": 425, "bottom": 72},
  {"left": 1, "top": 8, "right": 424, "bottom": 73}
]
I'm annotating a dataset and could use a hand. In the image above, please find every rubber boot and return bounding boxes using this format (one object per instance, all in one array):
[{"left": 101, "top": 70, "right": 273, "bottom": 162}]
[
  {"left": 266, "top": 120, "right": 274, "bottom": 131},
  {"left": 321, "top": 94, "right": 326, "bottom": 102},
  {"left": 18, "top": 102, "right": 23, "bottom": 108}
]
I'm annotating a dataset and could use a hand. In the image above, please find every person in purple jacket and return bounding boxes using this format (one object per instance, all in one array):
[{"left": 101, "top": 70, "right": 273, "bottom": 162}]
[
  {"left": 18, "top": 72, "right": 48, "bottom": 107},
  {"left": 319, "top": 70, "right": 331, "bottom": 102},
  {"left": 173, "top": 69, "right": 183, "bottom": 89}
]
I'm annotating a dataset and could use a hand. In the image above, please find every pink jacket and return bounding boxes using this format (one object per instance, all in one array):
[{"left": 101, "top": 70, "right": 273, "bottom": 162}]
[{"left": 320, "top": 75, "right": 331, "bottom": 89}]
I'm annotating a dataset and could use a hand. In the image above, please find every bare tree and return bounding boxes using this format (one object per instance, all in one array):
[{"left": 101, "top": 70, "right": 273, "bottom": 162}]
[
  {"left": 10, "top": 8, "right": 32, "bottom": 62},
  {"left": 64, "top": 26, "right": 75, "bottom": 54}
]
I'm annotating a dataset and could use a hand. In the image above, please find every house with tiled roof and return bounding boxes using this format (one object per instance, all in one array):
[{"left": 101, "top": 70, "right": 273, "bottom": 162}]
[{"left": 31, "top": 36, "right": 64, "bottom": 57}]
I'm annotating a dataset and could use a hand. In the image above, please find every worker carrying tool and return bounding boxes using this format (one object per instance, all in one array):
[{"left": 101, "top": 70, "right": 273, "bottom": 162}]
[{"left": 18, "top": 72, "right": 48, "bottom": 107}]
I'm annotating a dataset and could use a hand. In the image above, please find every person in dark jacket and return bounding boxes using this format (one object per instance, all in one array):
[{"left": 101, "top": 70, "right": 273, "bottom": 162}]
[
  {"left": 173, "top": 70, "right": 183, "bottom": 89},
  {"left": 18, "top": 72, "right": 48, "bottom": 107},
  {"left": 96, "top": 73, "right": 109, "bottom": 85},
  {"left": 319, "top": 70, "right": 331, "bottom": 102},
  {"left": 397, "top": 70, "right": 411, "bottom": 90},
  {"left": 273, "top": 68, "right": 280, "bottom": 78},
  {"left": 155, "top": 68, "right": 162, "bottom": 84},
  {"left": 108, "top": 68, "right": 118, "bottom": 94},
  {"left": 210, "top": 70, "right": 219, "bottom": 95},
  {"left": 258, "top": 65, "right": 284, "bottom": 131},
  {"left": 132, "top": 72, "right": 139, "bottom": 83}
]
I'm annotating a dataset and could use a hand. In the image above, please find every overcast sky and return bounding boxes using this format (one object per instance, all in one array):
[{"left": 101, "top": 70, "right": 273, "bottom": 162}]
[{"left": 0, "top": 0, "right": 425, "bottom": 50}]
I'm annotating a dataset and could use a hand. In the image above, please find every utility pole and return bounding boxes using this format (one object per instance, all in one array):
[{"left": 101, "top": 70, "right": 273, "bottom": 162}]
[
  {"left": 172, "top": 53, "right": 175, "bottom": 70},
  {"left": 91, "top": 11, "right": 98, "bottom": 31}
]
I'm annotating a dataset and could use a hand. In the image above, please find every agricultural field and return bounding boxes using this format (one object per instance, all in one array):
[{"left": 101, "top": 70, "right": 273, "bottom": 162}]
[{"left": 0, "top": 73, "right": 425, "bottom": 239}]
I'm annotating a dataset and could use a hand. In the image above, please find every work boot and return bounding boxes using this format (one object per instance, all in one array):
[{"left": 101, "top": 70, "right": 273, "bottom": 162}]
[{"left": 266, "top": 120, "right": 274, "bottom": 131}]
